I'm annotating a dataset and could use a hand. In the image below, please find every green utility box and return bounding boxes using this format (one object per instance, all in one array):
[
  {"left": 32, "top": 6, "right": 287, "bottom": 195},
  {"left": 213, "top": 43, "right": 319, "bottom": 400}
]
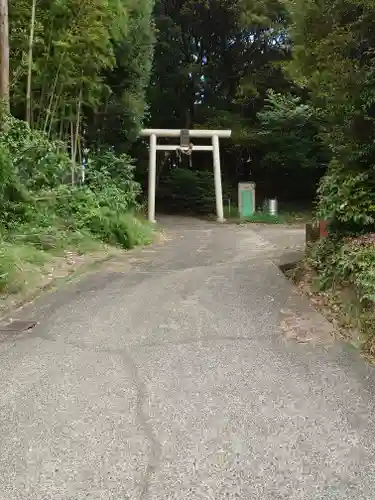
[{"left": 238, "top": 182, "right": 256, "bottom": 218}]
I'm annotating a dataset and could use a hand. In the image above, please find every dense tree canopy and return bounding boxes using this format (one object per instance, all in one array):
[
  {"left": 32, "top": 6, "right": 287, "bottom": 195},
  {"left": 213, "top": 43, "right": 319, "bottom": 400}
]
[
  {"left": 4, "top": 0, "right": 373, "bottom": 216},
  {"left": 149, "top": 0, "right": 292, "bottom": 132},
  {"left": 289, "top": 0, "right": 375, "bottom": 232},
  {"left": 0, "top": 1, "right": 156, "bottom": 297},
  {"left": 145, "top": 0, "right": 320, "bottom": 205},
  {"left": 8, "top": 0, "right": 155, "bottom": 152}
]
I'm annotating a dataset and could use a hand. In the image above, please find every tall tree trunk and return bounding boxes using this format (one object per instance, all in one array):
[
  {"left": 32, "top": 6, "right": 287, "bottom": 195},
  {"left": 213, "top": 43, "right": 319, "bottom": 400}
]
[
  {"left": 47, "top": 90, "right": 61, "bottom": 138},
  {"left": 58, "top": 105, "right": 65, "bottom": 142},
  {"left": 43, "top": 66, "right": 61, "bottom": 133},
  {"left": 70, "top": 121, "right": 75, "bottom": 186},
  {"left": 26, "top": 0, "right": 37, "bottom": 125},
  {"left": 0, "top": 0, "right": 10, "bottom": 114},
  {"left": 70, "top": 89, "right": 83, "bottom": 185},
  {"left": 74, "top": 89, "right": 83, "bottom": 182}
]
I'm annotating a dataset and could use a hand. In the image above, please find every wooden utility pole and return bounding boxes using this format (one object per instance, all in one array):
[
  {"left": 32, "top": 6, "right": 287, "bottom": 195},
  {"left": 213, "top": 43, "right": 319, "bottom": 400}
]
[
  {"left": 0, "top": 0, "right": 10, "bottom": 113},
  {"left": 26, "top": 0, "right": 36, "bottom": 124}
]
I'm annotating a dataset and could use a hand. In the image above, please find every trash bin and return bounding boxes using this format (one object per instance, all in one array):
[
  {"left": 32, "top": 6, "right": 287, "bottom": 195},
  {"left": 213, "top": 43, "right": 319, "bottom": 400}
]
[{"left": 268, "top": 199, "right": 278, "bottom": 216}]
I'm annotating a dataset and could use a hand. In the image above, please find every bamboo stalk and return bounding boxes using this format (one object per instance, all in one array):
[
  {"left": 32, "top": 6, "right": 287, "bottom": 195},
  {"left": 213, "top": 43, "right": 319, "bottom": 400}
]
[
  {"left": 73, "top": 88, "right": 82, "bottom": 163},
  {"left": 58, "top": 106, "right": 64, "bottom": 142},
  {"left": 43, "top": 65, "right": 61, "bottom": 133},
  {"left": 70, "top": 89, "right": 83, "bottom": 185},
  {"left": 70, "top": 121, "right": 75, "bottom": 186},
  {"left": 47, "top": 88, "right": 62, "bottom": 138}
]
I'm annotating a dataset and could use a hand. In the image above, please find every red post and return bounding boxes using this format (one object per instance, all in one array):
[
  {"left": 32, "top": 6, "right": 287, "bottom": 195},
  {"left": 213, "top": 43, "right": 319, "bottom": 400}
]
[{"left": 319, "top": 220, "right": 328, "bottom": 238}]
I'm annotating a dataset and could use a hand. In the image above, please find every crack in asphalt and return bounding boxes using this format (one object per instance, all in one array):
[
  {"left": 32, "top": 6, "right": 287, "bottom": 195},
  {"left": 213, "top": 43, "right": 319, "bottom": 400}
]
[
  {"left": 120, "top": 350, "right": 162, "bottom": 500},
  {"left": 30, "top": 333, "right": 162, "bottom": 500}
]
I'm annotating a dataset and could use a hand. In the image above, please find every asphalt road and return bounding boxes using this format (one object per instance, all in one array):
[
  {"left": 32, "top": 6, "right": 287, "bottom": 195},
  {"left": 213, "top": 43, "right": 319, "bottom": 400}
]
[{"left": 1, "top": 217, "right": 375, "bottom": 500}]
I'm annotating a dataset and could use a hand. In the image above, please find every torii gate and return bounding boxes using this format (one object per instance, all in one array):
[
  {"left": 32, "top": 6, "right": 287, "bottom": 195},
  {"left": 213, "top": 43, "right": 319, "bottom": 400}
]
[{"left": 140, "top": 129, "right": 232, "bottom": 223}]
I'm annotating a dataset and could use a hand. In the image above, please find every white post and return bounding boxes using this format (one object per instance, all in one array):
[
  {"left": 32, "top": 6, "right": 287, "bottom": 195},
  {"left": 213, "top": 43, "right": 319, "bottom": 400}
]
[
  {"left": 148, "top": 133, "right": 157, "bottom": 223},
  {"left": 212, "top": 134, "right": 225, "bottom": 222}
]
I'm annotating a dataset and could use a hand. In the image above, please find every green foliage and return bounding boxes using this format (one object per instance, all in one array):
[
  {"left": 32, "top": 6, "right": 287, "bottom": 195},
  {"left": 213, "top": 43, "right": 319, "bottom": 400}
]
[
  {"left": 32, "top": 184, "right": 152, "bottom": 249},
  {"left": 0, "top": 143, "right": 17, "bottom": 216},
  {"left": 308, "top": 234, "right": 375, "bottom": 352},
  {"left": 308, "top": 237, "right": 343, "bottom": 290},
  {"left": 0, "top": 115, "right": 153, "bottom": 297},
  {"left": 80, "top": 209, "right": 154, "bottom": 248},
  {"left": 289, "top": 0, "right": 375, "bottom": 234},
  {"left": 241, "top": 212, "right": 281, "bottom": 224},
  {"left": 224, "top": 203, "right": 312, "bottom": 223},
  {"left": 0, "top": 138, "right": 34, "bottom": 228},
  {"left": 1, "top": 115, "right": 71, "bottom": 189},
  {"left": 146, "top": 0, "right": 326, "bottom": 209},
  {"left": 1, "top": 0, "right": 156, "bottom": 298},
  {"left": 87, "top": 150, "right": 142, "bottom": 205},
  {"left": 0, "top": 242, "right": 48, "bottom": 294},
  {"left": 317, "top": 159, "right": 375, "bottom": 234},
  {"left": 149, "top": 0, "right": 291, "bottom": 132},
  {"left": 256, "top": 91, "right": 328, "bottom": 171},
  {"left": 286, "top": 0, "right": 375, "bottom": 352},
  {"left": 311, "top": 235, "right": 375, "bottom": 302},
  {"left": 9, "top": 0, "right": 155, "bottom": 151},
  {"left": 160, "top": 168, "right": 216, "bottom": 215}
]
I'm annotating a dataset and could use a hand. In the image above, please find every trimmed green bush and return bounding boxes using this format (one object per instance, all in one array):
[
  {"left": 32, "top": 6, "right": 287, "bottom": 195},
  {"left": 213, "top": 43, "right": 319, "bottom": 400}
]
[{"left": 160, "top": 167, "right": 216, "bottom": 215}]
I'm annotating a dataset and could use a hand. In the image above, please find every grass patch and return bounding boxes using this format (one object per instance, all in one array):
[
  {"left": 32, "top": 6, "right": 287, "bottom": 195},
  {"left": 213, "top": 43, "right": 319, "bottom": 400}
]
[
  {"left": 0, "top": 242, "right": 49, "bottom": 294},
  {"left": 7, "top": 226, "right": 101, "bottom": 254},
  {"left": 223, "top": 203, "right": 312, "bottom": 224},
  {"left": 0, "top": 116, "right": 157, "bottom": 308},
  {"left": 240, "top": 211, "right": 282, "bottom": 224},
  {"left": 0, "top": 211, "right": 156, "bottom": 302}
]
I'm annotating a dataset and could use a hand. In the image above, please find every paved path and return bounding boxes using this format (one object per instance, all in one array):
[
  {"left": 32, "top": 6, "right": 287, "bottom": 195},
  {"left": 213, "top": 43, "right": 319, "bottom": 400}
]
[{"left": 1, "top": 217, "right": 375, "bottom": 499}]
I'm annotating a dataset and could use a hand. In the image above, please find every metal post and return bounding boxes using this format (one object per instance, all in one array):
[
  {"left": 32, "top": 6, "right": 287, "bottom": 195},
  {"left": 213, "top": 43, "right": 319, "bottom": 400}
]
[
  {"left": 212, "top": 134, "right": 225, "bottom": 222},
  {"left": 148, "top": 133, "right": 157, "bottom": 223}
]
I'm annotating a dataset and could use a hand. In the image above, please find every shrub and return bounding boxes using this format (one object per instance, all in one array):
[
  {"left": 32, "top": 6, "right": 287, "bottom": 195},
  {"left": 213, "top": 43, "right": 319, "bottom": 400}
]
[
  {"left": 308, "top": 233, "right": 375, "bottom": 353},
  {"left": 160, "top": 167, "right": 216, "bottom": 215},
  {"left": 317, "top": 158, "right": 375, "bottom": 235},
  {"left": 0, "top": 142, "right": 33, "bottom": 227},
  {"left": 21, "top": 186, "right": 153, "bottom": 250},
  {"left": 309, "top": 233, "right": 375, "bottom": 301},
  {"left": 82, "top": 209, "right": 153, "bottom": 248},
  {"left": 1, "top": 115, "right": 71, "bottom": 190},
  {"left": 0, "top": 115, "right": 154, "bottom": 294},
  {"left": 256, "top": 91, "right": 329, "bottom": 172},
  {"left": 87, "top": 150, "right": 139, "bottom": 185}
]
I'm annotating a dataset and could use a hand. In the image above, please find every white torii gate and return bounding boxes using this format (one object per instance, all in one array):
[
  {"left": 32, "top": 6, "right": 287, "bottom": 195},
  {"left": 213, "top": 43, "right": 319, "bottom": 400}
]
[{"left": 140, "top": 129, "right": 232, "bottom": 223}]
